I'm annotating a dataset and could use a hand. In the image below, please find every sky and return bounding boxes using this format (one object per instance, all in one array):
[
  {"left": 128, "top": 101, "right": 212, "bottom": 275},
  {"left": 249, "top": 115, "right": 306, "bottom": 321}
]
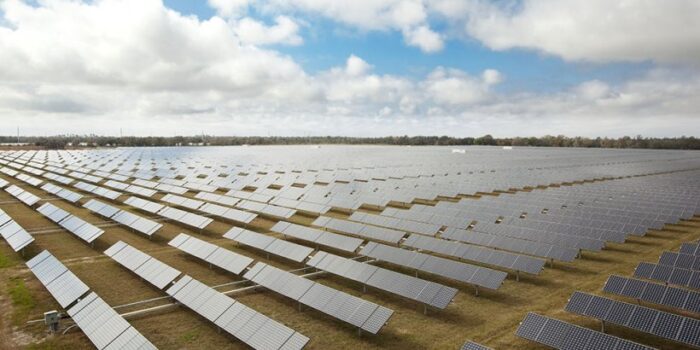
[{"left": 0, "top": 0, "right": 699, "bottom": 137}]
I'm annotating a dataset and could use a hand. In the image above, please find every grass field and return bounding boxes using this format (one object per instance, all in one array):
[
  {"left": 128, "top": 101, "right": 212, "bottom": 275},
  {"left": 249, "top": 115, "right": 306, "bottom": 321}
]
[{"left": 0, "top": 175, "right": 698, "bottom": 350}]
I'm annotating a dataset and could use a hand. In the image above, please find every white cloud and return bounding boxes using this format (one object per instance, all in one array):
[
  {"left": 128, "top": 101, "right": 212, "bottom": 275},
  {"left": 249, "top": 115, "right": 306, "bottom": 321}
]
[
  {"left": 423, "top": 67, "right": 499, "bottom": 106},
  {"left": 260, "top": 0, "right": 444, "bottom": 52},
  {"left": 207, "top": 0, "right": 252, "bottom": 17},
  {"left": 403, "top": 25, "right": 443, "bottom": 53},
  {"left": 232, "top": 15, "right": 302, "bottom": 45},
  {"left": 0, "top": 0, "right": 698, "bottom": 138},
  {"left": 460, "top": 0, "right": 700, "bottom": 64}
]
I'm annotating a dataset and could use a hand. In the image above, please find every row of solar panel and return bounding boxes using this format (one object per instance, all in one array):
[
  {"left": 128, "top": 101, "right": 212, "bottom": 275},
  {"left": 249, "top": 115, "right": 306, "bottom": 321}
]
[
  {"left": 5, "top": 184, "right": 41, "bottom": 206},
  {"left": 164, "top": 193, "right": 257, "bottom": 224},
  {"left": 360, "top": 241, "right": 507, "bottom": 290},
  {"left": 105, "top": 241, "right": 310, "bottom": 349},
  {"left": 123, "top": 196, "right": 213, "bottom": 229},
  {"left": 307, "top": 251, "right": 458, "bottom": 309},
  {"left": 634, "top": 261, "right": 700, "bottom": 290},
  {"left": 0, "top": 208, "right": 34, "bottom": 251},
  {"left": 83, "top": 199, "right": 163, "bottom": 236},
  {"left": 516, "top": 312, "right": 654, "bottom": 350},
  {"left": 169, "top": 233, "right": 254, "bottom": 275},
  {"left": 271, "top": 221, "right": 363, "bottom": 253},
  {"left": 26, "top": 250, "right": 156, "bottom": 349},
  {"left": 312, "top": 216, "right": 405, "bottom": 245},
  {"left": 223, "top": 227, "right": 313, "bottom": 263},
  {"left": 37, "top": 203, "right": 104, "bottom": 244},
  {"left": 402, "top": 234, "right": 545, "bottom": 275},
  {"left": 244, "top": 262, "right": 394, "bottom": 334},
  {"left": 565, "top": 291, "right": 700, "bottom": 348}
]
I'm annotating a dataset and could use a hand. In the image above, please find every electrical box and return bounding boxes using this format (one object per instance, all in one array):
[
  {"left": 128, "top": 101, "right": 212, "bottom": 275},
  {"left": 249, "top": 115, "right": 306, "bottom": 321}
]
[{"left": 44, "top": 310, "right": 59, "bottom": 332}]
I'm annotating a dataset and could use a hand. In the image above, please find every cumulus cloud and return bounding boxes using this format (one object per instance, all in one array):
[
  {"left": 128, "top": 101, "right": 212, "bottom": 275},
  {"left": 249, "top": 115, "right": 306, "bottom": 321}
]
[
  {"left": 0, "top": 0, "right": 698, "bottom": 138},
  {"left": 459, "top": 0, "right": 700, "bottom": 64},
  {"left": 260, "top": 0, "right": 444, "bottom": 52},
  {"left": 232, "top": 15, "right": 303, "bottom": 45}
]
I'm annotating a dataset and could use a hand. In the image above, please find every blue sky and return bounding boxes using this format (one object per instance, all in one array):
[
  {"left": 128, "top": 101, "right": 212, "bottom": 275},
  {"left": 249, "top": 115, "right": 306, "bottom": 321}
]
[
  {"left": 0, "top": 0, "right": 698, "bottom": 137},
  {"left": 164, "top": 0, "right": 653, "bottom": 94}
]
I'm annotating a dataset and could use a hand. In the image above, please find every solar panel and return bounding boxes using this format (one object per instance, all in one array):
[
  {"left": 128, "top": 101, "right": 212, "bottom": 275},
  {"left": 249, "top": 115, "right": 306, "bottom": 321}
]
[
  {"left": 402, "top": 234, "right": 545, "bottom": 275},
  {"left": 271, "top": 221, "right": 363, "bottom": 253},
  {"left": 312, "top": 216, "right": 405, "bottom": 244},
  {"left": 516, "top": 312, "right": 654, "bottom": 350},
  {"left": 223, "top": 227, "right": 313, "bottom": 263},
  {"left": 5, "top": 184, "right": 41, "bottom": 206},
  {"left": 105, "top": 241, "right": 181, "bottom": 289},
  {"left": 658, "top": 251, "right": 700, "bottom": 271},
  {"left": 0, "top": 210, "right": 34, "bottom": 251},
  {"left": 198, "top": 202, "right": 257, "bottom": 224},
  {"left": 565, "top": 291, "right": 700, "bottom": 348},
  {"left": 26, "top": 250, "right": 89, "bottom": 308},
  {"left": 460, "top": 341, "right": 492, "bottom": 350},
  {"left": 37, "top": 202, "right": 71, "bottom": 222},
  {"left": 166, "top": 275, "right": 309, "bottom": 350},
  {"left": 36, "top": 203, "right": 104, "bottom": 243},
  {"left": 67, "top": 292, "right": 157, "bottom": 350},
  {"left": 40, "top": 182, "right": 83, "bottom": 203},
  {"left": 168, "top": 233, "right": 253, "bottom": 275},
  {"left": 603, "top": 275, "right": 700, "bottom": 314},
  {"left": 244, "top": 262, "right": 394, "bottom": 334},
  {"left": 83, "top": 199, "right": 163, "bottom": 236},
  {"left": 680, "top": 242, "right": 700, "bottom": 256},
  {"left": 633, "top": 262, "right": 700, "bottom": 289},
  {"left": 360, "top": 242, "right": 507, "bottom": 290},
  {"left": 158, "top": 206, "right": 213, "bottom": 230},
  {"left": 124, "top": 196, "right": 164, "bottom": 214},
  {"left": 442, "top": 227, "right": 578, "bottom": 262},
  {"left": 307, "top": 251, "right": 458, "bottom": 309},
  {"left": 74, "top": 181, "right": 121, "bottom": 200}
]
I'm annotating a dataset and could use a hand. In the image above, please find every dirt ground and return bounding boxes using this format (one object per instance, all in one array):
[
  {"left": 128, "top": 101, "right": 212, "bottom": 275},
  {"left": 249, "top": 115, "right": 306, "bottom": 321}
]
[{"left": 0, "top": 175, "right": 698, "bottom": 350}]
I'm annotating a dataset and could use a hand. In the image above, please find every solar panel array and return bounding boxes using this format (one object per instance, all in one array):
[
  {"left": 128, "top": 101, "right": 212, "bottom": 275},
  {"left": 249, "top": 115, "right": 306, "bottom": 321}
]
[
  {"left": 244, "top": 262, "right": 394, "bottom": 333},
  {"left": 27, "top": 250, "right": 156, "bottom": 350},
  {"left": 168, "top": 233, "right": 254, "bottom": 275},
  {"left": 83, "top": 199, "right": 163, "bottom": 236},
  {"left": 37, "top": 203, "right": 104, "bottom": 244},
  {"left": 40, "top": 182, "right": 81, "bottom": 203},
  {"left": 402, "top": 234, "right": 545, "bottom": 275},
  {"left": 307, "top": 251, "right": 458, "bottom": 309},
  {"left": 67, "top": 292, "right": 157, "bottom": 350},
  {"left": 5, "top": 184, "right": 41, "bottom": 206},
  {"left": 460, "top": 341, "right": 492, "bottom": 350},
  {"left": 3, "top": 146, "right": 700, "bottom": 349},
  {"left": 0, "top": 209, "right": 33, "bottom": 251},
  {"left": 166, "top": 275, "right": 310, "bottom": 350},
  {"left": 658, "top": 250, "right": 700, "bottom": 270},
  {"left": 633, "top": 261, "right": 700, "bottom": 289},
  {"left": 271, "top": 221, "right": 363, "bottom": 253},
  {"left": 124, "top": 196, "right": 213, "bottom": 229},
  {"left": 516, "top": 312, "right": 654, "bottom": 350},
  {"left": 312, "top": 216, "right": 405, "bottom": 245},
  {"left": 359, "top": 242, "right": 507, "bottom": 290},
  {"left": 105, "top": 241, "right": 181, "bottom": 289},
  {"left": 223, "top": 226, "right": 313, "bottom": 262},
  {"left": 603, "top": 274, "right": 700, "bottom": 314},
  {"left": 565, "top": 291, "right": 700, "bottom": 348},
  {"left": 26, "top": 250, "right": 89, "bottom": 308},
  {"left": 74, "top": 181, "right": 121, "bottom": 200}
]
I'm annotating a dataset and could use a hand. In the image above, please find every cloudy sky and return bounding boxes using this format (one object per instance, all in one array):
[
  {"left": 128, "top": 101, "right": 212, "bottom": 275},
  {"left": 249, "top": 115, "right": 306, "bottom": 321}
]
[{"left": 1, "top": 0, "right": 699, "bottom": 137}]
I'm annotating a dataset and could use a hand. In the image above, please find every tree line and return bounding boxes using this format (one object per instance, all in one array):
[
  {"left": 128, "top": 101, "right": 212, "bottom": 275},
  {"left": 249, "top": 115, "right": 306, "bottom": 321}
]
[{"left": 0, "top": 134, "right": 698, "bottom": 150}]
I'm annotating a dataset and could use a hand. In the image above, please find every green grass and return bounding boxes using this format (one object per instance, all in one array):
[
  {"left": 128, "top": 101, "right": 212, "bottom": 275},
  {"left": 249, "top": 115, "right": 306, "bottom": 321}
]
[
  {"left": 0, "top": 250, "right": 11, "bottom": 268},
  {"left": 8, "top": 277, "right": 35, "bottom": 325},
  {"left": 180, "top": 328, "right": 200, "bottom": 343}
]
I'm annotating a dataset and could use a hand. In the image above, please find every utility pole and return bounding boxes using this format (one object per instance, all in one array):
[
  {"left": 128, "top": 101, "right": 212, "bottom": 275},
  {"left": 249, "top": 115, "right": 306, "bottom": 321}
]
[{"left": 16, "top": 126, "right": 19, "bottom": 144}]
